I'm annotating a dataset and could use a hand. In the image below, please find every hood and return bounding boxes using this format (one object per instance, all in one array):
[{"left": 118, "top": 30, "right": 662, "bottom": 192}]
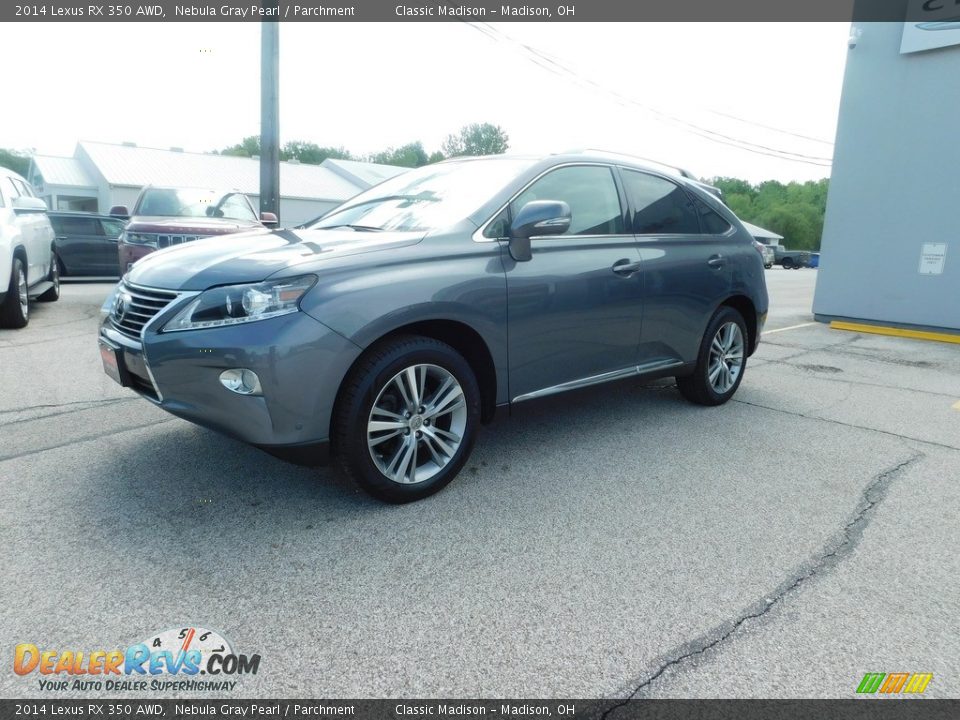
[
  {"left": 126, "top": 216, "right": 261, "bottom": 235},
  {"left": 126, "top": 227, "right": 425, "bottom": 291}
]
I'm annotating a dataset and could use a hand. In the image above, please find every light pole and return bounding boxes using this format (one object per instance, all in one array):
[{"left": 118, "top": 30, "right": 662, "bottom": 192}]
[{"left": 260, "top": 19, "right": 280, "bottom": 223}]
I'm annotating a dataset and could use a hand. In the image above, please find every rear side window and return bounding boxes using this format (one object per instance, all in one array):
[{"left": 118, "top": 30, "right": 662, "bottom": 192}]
[
  {"left": 694, "top": 198, "right": 732, "bottom": 235},
  {"left": 57, "top": 216, "right": 103, "bottom": 236},
  {"left": 511, "top": 165, "right": 625, "bottom": 236},
  {"left": 621, "top": 170, "right": 699, "bottom": 235}
]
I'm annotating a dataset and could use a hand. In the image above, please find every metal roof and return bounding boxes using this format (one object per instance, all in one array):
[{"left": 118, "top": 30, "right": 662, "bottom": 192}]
[
  {"left": 74, "top": 141, "right": 392, "bottom": 201},
  {"left": 31, "top": 155, "right": 97, "bottom": 188},
  {"left": 322, "top": 158, "right": 408, "bottom": 189},
  {"left": 741, "top": 220, "right": 784, "bottom": 241}
]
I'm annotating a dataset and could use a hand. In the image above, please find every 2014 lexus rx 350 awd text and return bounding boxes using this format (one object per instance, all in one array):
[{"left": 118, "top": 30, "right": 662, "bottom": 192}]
[{"left": 98, "top": 153, "right": 769, "bottom": 503}]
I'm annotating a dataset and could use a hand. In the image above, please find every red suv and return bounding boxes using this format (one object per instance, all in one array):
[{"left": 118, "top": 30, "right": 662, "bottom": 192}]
[{"left": 112, "top": 187, "right": 277, "bottom": 273}]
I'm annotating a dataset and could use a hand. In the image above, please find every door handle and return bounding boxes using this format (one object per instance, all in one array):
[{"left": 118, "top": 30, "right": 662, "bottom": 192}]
[
  {"left": 707, "top": 254, "right": 725, "bottom": 268},
  {"left": 612, "top": 258, "right": 642, "bottom": 276}
]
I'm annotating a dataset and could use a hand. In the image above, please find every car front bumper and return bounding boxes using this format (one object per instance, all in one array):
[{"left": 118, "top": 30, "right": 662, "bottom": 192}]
[
  {"left": 117, "top": 243, "right": 156, "bottom": 274},
  {"left": 99, "top": 309, "right": 362, "bottom": 463}
]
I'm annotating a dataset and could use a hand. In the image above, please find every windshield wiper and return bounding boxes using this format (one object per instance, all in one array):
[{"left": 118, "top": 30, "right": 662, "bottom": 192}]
[{"left": 316, "top": 224, "right": 384, "bottom": 232}]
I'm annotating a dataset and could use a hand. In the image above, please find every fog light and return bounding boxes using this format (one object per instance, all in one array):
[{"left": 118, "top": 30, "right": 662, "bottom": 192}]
[{"left": 219, "top": 368, "right": 262, "bottom": 396}]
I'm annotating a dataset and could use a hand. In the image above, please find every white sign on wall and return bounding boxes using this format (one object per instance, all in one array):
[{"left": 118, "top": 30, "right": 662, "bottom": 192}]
[
  {"left": 902, "top": 0, "right": 960, "bottom": 54},
  {"left": 918, "top": 243, "right": 947, "bottom": 275}
]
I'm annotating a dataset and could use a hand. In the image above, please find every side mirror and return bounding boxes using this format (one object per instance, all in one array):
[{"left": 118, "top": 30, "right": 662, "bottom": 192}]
[
  {"left": 260, "top": 211, "right": 279, "bottom": 227},
  {"left": 109, "top": 205, "right": 129, "bottom": 218},
  {"left": 508, "top": 200, "right": 571, "bottom": 262},
  {"left": 12, "top": 196, "right": 48, "bottom": 214}
]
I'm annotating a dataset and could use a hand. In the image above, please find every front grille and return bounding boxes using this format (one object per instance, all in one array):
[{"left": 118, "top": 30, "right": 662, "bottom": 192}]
[
  {"left": 111, "top": 282, "right": 180, "bottom": 340},
  {"left": 157, "top": 234, "right": 205, "bottom": 249}
]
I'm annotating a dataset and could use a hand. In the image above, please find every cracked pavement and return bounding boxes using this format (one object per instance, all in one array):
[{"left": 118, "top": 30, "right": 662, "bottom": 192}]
[{"left": 1, "top": 270, "right": 958, "bottom": 698}]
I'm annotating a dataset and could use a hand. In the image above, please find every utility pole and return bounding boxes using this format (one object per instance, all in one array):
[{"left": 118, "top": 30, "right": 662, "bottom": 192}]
[{"left": 260, "top": 20, "right": 280, "bottom": 223}]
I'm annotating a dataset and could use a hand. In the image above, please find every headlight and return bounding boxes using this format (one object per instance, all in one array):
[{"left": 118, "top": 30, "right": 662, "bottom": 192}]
[
  {"left": 161, "top": 275, "right": 316, "bottom": 332},
  {"left": 100, "top": 282, "right": 122, "bottom": 321},
  {"left": 122, "top": 231, "right": 156, "bottom": 246}
]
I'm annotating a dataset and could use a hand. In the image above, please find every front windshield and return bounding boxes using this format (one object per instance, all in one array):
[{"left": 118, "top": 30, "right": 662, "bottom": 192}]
[
  {"left": 308, "top": 158, "right": 537, "bottom": 233},
  {"left": 135, "top": 188, "right": 257, "bottom": 222}
]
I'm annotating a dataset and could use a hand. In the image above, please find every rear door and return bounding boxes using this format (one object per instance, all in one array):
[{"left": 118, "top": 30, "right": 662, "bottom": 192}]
[
  {"left": 620, "top": 168, "right": 735, "bottom": 365},
  {"left": 4, "top": 176, "right": 48, "bottom": 285},
  {"left": 54, "top": 215, "right": 104, "bottom": 275},
  {"left": 501, "top": 164, "right": 644, "bottom": 401}
]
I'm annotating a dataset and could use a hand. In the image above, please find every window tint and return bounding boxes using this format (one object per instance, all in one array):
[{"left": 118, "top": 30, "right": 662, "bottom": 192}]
[
  {"left": 13, "top": 179, "right": 34, "bottom": 197},
  {"left": 57, "top": 216, "right": 103, "bottom": 236},
  {"left": 622, "top": 170, "right": 699, "bottom": 235},
  {"left": 100, "top": 218, "right": 125, "bottom": 238},
  {"left": 511, "top": 166, "right": 624, "bottom": 236},
  {"left": 694, "top": 197, "right": 732, "bottom": 235},
  {"left": 484, "top": 207, "right": 511, "bottom": 239}
]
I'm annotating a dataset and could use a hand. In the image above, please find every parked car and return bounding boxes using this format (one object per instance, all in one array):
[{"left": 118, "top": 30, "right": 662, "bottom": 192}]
[
  {"left": 112, "top": 187, "right": 277, "bottom": 274},
  {"left": 0, "top": 167, "right": 58, "bottom": 328},
  {"left": 49, "top": 211, "right": 126, "bottom": 277},
  {"left": 773, "top": 244, "right": 811, "bottom": 269},
  {"left": 752, "top": 239, "right": 775, "bottom": 269},
  {"left": 98, "top": 152, "right": 769, "bottom": 502}
]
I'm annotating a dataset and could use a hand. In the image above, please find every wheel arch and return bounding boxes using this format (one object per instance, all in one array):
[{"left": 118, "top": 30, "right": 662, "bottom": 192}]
[
  {"left": 334, "top": 319, "right": 499, "bottom": 432},
  {"left": 720, "top": 294, "right": 758, "bottom": 355}
]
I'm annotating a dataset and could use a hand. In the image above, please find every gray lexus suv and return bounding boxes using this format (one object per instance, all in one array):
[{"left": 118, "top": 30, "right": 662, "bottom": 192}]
[{"left": 98, "top": 152, "right": 768, "bottom": 502}]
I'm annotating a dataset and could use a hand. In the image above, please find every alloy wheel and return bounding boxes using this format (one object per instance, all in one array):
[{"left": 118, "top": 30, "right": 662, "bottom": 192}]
[
  {"left": 367, "top": 363, "right": 467, "bottom": 485},
  {"left": 707, "top": 321, "right": 744, "bottom": 394},
  {"left": 17, "top": 267, "right": 28, "bottom": 319}
]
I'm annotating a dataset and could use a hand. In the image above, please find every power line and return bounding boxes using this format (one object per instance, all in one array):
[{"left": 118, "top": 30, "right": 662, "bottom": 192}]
[{"left": 465, "top": 22, "right": 832, "bottom": 168}]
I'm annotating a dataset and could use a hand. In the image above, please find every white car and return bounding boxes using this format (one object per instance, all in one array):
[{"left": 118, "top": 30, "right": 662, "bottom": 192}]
[{"left": 0, "top": 167, "right": 59, "bottom": 327}]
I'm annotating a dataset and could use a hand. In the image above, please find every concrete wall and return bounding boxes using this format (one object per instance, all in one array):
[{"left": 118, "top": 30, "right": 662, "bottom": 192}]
[{"left": 813, "top": 22, "right": 960, "bottom": 331}]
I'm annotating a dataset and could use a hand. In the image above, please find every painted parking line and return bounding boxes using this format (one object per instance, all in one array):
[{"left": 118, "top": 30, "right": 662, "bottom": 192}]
[
  {"left": 763, "top": 322, "right": 817, "bottom": 335},
  {"left": 831, "top": 320, "right": 960, "bottom": 345}
]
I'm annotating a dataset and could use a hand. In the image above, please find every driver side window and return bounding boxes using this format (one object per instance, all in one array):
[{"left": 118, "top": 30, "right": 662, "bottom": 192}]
[{"left": 510, "top": 166, "right": 624, "bottom": 237}]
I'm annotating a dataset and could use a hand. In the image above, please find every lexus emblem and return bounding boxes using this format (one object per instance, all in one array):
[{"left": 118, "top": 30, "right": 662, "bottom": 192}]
[{"left": 114, "top": 291, "right": 132, "bottom": 322}]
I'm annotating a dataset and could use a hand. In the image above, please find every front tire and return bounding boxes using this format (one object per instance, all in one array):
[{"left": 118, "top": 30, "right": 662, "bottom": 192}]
[
  {"left": 677, "top": 306, "right": 748, "bottom": 406},
  {"left": 334, "top": 335, "right": 481, "bottom": 503},
  {"left": 0, "top": 258, "right": 29, "bottom": 328},
  {"left": 782, "top": 258, "right": 794, "bottom": 269},
  {"left": 38, "top": 252, "right": 60, "bottom": 302}
]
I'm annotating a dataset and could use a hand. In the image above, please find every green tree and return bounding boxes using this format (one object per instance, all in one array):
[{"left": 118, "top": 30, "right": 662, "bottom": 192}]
[
  {"left": 0, "top": 148, "right": 30, "bottom": 176},
  {"left": 282, "top": 142, "right": 352, "bottom": 165},
  {"left": 442, "top": 123, "right": 509, "bottom": 157},
  {"left": 219, "top": 135, "right": 261, "bottom": 158},
  {"left": 427, "top": 151, "right": 446, "bottom": 164},
  {"left": 369, "top": 142, "right": 429, "bottom": 168}
]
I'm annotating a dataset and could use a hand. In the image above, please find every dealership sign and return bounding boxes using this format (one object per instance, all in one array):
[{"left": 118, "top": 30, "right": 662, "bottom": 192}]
[{"left": 901, "top": 0, "right": 960, "bottom": 53}]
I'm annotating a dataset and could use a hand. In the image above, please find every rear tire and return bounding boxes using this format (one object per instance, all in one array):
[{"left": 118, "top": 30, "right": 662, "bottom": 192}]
[
  {"left": 38, "top": 252, "right": 60, "bottom": 302},
  {"left": 677, "top": 306, "right": 748, "bottom": 406},
  {"left": 333, "top": 335, "right": 481, "bottom": 503},
  {"left": 0, "top": 258, "right": 29, "bottom": 328},
  {"left": 782, "top": 258, "right": 794, "bottom": 269}
]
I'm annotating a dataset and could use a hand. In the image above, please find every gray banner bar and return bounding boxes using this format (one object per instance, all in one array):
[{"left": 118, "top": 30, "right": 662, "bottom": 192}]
[{"left": 0, "top": 0, "right": 930, "bottom": 23}]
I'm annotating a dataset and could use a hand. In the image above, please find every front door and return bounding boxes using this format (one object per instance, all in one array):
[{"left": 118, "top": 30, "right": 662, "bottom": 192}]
[{"left": 502, "top": 164, "right": 644, "bottom": 401}]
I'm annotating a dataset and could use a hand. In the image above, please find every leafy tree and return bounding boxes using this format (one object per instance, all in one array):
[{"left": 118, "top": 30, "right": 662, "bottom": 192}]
[
  {"left": 710, "top": 176, "right": 830, "bottom": 251},
  {"left": 282, "top": 142, "right": 352, "bottom": 165},
  {"left": 219, "top": 136, "right": 261, "bottom": 158},
  {"left": 442, "top": 123, "right": 509, "bottom": 157},
  {"left": 0, "top": 148, "right": 30, "bottom": 176},
  {"left": 428, "top": 151, "right": 446, "bottom": 164},
  {"left": 369, "top": 142, "right": 429, "bottom": 168}
]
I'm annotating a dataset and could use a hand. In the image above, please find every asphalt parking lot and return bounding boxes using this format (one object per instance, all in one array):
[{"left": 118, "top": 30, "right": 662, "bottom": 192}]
[{"left": 1, "top": 267, "right": 958, "bottom": 699}]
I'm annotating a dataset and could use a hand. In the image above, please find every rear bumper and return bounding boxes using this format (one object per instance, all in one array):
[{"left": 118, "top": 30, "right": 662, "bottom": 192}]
[{"left": 98, "top": 309, "right": 362, "bottom": 455}]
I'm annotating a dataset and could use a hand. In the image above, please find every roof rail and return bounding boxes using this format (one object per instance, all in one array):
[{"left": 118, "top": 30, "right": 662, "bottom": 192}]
[{"left": 561, "top": 148, "right": 701, "bottom": 181}]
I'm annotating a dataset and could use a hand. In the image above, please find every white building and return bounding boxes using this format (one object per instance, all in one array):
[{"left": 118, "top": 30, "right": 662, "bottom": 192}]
[{"left": 27, "top": 141, "right": 407, "bottom": 227}]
